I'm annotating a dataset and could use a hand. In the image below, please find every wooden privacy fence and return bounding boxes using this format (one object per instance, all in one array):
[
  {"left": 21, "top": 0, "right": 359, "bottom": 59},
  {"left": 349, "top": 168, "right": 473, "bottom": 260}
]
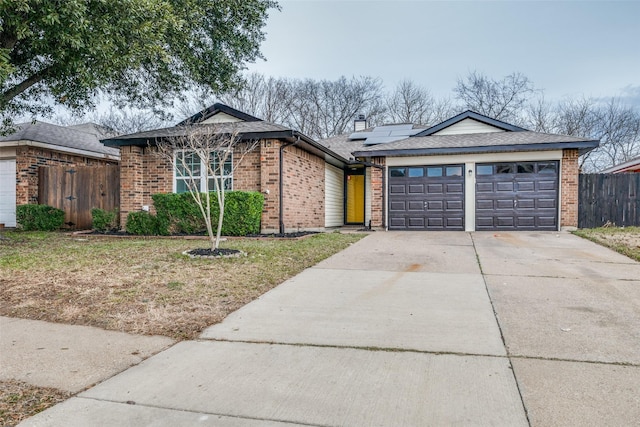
[
  {"left": 578, "top": 173, "right": 640, "bottom": 228},
  {"left": 39, "top": 165, "right": 120, "bottom": 230}
]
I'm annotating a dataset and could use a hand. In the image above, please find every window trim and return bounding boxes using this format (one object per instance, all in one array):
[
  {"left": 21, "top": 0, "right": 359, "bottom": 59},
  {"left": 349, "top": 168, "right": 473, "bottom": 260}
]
[{"left": 173, "top": 149, "right": 233, "bottom": 193}]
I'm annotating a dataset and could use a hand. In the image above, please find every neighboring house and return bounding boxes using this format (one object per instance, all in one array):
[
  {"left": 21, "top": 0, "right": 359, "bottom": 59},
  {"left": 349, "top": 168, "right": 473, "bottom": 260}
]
[
  {"left": 102, "top": 105, "right": 599, "bottom": 233},
  {"left": 601, "top": 156, "right": 640, "bottom": 174},
  {"left": 101, "top": 104, "right": 350, "bottom": 233},
  {"left": 319, "top": 110, "right": 599, "bottom": 231},
  {"left": 0, "top": 121, "right": 120, "bottom": 227}
]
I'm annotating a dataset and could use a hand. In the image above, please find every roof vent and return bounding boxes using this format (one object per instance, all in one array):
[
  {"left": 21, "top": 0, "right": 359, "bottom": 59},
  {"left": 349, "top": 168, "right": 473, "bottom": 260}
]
[{"left": 354, "top": 114, "right": 367, "bottom": 132}]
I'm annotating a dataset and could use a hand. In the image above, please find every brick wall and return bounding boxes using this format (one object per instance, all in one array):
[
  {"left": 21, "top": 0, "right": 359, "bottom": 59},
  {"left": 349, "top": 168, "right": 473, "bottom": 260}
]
[
  {"left": 369, "top": 157, "right": 386, "bottom": 227},
  {"left": 117, "top": 139, "right": 330, "bottom": 232},
  {"left": 119, "top": 146, "right": 145, "bottom": 225},
  {"left": 259, "top": 140, "right": 280, "bottom": 231},
  {"left": 560, "top": 149, "right": 579, "bottom": 228},
  {"left": 142, "top": 146, "right": 173, "bottom": 211},
  {"left": 280, "top": 144, "right": 325, "bottom": 232},
  {"left": 15, "top": 146, "right": 117, "bottom": 205}
]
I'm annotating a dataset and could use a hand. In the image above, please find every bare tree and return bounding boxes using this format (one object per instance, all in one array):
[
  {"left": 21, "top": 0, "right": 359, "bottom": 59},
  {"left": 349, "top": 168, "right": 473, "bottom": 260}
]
[
  {"left": 284, "top": 76, "right": 385, "bottom": 138},
  {"left": 524, "top": 96, "right": 555, "bottom": 133},
  {"left": 218, "top": 74, "right": 386, "bottom": 138},
  {"left": 454, "top": 71, "right": 536, "bottom": 124},
  {"left": 54, "top": 106, "right": 169, "bottom": 135},
  {"left": 155, "top": 125, "right": 259, "bottom": 251},
  {"left": 587, "top": 98, "right": 640, "bottom": 171},
  {"left": 219, "top": 73, "right": 293, "bottom": 124},
  {"left": 386, "top": 79, "right": 433, "bottom": 124},
  {"left": 385, "top": 80, "right": 456, "bottom": 126}
]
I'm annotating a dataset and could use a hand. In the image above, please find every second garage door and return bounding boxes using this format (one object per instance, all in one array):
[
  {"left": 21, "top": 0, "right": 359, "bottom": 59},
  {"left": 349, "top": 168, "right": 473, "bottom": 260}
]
[
  {"left": 388, "top": 164, "right": 464, "bottom": 230},
  {"left": 475, "top": 161, "right": 559, "bottom": 230}
]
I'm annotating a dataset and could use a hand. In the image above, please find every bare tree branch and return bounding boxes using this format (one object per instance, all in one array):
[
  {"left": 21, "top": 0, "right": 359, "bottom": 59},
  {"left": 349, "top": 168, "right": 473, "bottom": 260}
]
[{"left": 154, "top": 124, "right": 259, "bottom": 250}]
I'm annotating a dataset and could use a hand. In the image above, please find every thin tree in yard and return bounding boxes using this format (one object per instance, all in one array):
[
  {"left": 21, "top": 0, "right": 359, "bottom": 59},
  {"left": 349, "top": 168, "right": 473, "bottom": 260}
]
[{"left": 155, "top": 125, "right": 259, "bottom": 252}]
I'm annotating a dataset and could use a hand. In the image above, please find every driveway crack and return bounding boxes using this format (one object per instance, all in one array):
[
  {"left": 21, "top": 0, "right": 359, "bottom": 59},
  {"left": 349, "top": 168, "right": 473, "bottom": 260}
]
[{"left": 470, "top": 232, "right": 532, "bottom": 427}]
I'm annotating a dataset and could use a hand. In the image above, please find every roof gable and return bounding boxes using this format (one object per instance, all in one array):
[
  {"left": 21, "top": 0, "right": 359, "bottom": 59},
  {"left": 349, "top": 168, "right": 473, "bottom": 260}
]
[
  {"left": 414, "top": 110, "right": 527, "bottom": 137},
  {"left": 177, "top": 103, "right": 261, "bottom": 125}
]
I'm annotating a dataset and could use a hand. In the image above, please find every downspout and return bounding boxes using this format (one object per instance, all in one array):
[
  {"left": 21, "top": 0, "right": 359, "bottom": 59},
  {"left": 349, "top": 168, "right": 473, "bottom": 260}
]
[{"left": 279, "top": 137, "right": 299, "bottom": 234}]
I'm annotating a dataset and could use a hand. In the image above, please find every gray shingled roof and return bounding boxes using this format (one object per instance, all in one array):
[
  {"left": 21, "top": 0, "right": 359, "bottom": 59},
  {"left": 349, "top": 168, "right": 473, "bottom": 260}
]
[
  {"left": 315, "top": 133, "right": 366, "bottom": 160},
  {"left": 353, "top": 131, "right": 599, "bottom": 157},
  {"left": 0, "top": 121, "right": 120, "bottom": 157},
  {"left": 102, "top": 121, "right": 292, "bottom": 146}
]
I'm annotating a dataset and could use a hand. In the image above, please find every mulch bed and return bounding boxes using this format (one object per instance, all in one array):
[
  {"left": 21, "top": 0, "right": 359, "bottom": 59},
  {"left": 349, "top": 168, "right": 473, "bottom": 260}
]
[{"left": 183, "top": 248, "right": 246, "bottom": 258}]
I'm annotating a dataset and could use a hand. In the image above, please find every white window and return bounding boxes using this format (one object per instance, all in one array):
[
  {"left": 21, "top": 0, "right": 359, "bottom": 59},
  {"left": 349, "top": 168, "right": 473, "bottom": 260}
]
[{"left": 174, "top": 150, "right": 233, "bottom": 193}]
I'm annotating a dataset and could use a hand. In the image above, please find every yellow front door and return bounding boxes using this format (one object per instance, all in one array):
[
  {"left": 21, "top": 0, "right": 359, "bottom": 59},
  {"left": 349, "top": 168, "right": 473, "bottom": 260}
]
[{"left": 346, "top": 174, "right": 364, "bottom": 223}]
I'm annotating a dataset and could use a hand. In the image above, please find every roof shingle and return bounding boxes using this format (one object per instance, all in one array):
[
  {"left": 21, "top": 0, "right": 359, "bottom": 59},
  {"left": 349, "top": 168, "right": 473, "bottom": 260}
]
[{"left": 0, "top": 121, "right": 120, "bottom": 157}]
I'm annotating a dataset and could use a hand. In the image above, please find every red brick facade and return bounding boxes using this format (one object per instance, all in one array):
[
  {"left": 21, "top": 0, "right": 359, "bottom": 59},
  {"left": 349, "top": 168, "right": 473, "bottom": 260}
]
[
  {"left": 118, "top": 139, "right": 327, "bottom": 232},
  {"left": 281, "top": 144, "right": 325, "bottom": 231},
  {"left": 15, "top": 146, "right": 117, "bottom": 205},
  {"left": 560, "top": 148, "right": 579, "bottom": 228},
  {"left": 369, "top": 157, "right": 386, "bottom": 227}
]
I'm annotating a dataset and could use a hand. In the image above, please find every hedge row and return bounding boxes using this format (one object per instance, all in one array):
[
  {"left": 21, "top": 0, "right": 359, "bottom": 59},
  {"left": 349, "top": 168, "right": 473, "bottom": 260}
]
[
  {"left": 126, "top": 191, "right": 264, "bottom": 236},
  {"left": 16, "top": 204, "right": 65, "bottom": 231}
]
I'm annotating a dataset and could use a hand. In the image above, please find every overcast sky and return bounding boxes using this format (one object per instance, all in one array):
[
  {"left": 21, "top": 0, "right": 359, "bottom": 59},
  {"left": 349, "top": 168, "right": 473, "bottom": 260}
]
[{"left": 247, "top": 0, "right": 640, "bottom": 106}]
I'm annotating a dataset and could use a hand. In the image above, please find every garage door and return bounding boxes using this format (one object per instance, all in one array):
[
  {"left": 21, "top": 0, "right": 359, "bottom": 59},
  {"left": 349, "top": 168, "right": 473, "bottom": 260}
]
[
  {"left": 0, "top": 159, "right": 16, "bottom": 227},
  {"left": 388, "top": 164, "right": 464, "bottom": 230},
  {"left": 475, "top": 161, "right": 558, "bottom": 230}
]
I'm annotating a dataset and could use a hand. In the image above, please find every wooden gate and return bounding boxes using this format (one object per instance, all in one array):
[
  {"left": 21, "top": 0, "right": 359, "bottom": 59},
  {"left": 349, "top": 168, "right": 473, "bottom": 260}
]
[
  {"left": 579, "top": 173, "right": 640, "bottom": 228},
  {"left": 39, "top": 165, "right": 120, "bottom": 230}
]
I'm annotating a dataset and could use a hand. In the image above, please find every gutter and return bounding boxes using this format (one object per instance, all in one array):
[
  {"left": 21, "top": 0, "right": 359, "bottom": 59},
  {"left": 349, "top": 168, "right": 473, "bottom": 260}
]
[{"left": 279, "top": 137, "right": 299, "bottom": 234}]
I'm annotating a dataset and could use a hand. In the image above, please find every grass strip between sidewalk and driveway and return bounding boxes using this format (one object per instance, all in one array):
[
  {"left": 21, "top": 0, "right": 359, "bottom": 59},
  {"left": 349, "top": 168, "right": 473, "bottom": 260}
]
[
  {"left": 573, "top": 226, "right": 640, "bottom": 262},
  {"left": 0, "top": 231, "right": 365, "bottom": 340}
]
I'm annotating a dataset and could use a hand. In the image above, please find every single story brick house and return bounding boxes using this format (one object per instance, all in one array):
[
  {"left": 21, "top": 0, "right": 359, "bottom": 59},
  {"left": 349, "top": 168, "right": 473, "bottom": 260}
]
[
  {"left": 102, "top": 105, "right": 599, "bottom": 233},
  {"left": 0, "top": 121, "right": 120, "bottom": 227},
  {"left": 101, "top": 104, "right": 351, "bottom": 233}
]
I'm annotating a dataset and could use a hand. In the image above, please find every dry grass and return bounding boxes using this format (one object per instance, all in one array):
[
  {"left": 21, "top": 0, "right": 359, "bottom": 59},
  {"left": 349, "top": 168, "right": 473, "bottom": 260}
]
[
  {"left": 573, "top": 226, "right": 640, "bottom": 262},
  {"left": 0, "top": 380, "right": 70, "bottom": 426},
  {"left": 0, "top": 231, "right": 365, "bottom": 340}
]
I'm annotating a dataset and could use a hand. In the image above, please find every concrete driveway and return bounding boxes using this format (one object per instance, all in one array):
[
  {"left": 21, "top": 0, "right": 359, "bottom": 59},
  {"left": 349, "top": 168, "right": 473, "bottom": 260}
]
[{"left": 22, "top": 231, "right": 640, "bottom": 426}]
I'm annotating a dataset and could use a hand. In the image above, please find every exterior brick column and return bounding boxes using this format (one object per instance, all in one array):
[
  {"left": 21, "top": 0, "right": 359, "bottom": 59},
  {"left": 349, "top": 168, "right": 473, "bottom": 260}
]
[
  {"left": 260, "top": 139, "right": 280, "bottom": 232},
  {"left": 119, "top": 146, "right": 145, "bottom": 227},
  {"left": 369, "top": 156, "right": 386, "bottom": 227},
  {"left": 560, "top": 149, "right": 579, "bottom": 228}
]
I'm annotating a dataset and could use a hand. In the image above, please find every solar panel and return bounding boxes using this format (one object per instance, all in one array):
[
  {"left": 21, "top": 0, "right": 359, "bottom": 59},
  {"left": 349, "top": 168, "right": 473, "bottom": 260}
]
[{"left": 352, "top": 123, "right": 420, "bottom": 145}]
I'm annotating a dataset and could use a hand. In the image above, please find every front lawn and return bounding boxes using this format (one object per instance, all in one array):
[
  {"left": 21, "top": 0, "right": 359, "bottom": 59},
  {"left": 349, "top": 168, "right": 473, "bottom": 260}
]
[
  {"left": 0, "top": 231, "right": 365, "bottom": 340},
  {"left": 573, "top": 226, "right": 640, "bottom": 262}
]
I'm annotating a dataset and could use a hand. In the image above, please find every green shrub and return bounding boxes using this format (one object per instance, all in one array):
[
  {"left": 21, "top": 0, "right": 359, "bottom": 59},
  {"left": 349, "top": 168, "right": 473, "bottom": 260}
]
[
  {"left": 152, "top": 192, "right": 203, "bottom": 235},
  {"left": 221, "top": 191, "right": 264, "bottom": 236},
  {"left": 125, "top": 211, "right": 164, "bottom": 235},
  {"left": 151, "top": 191, "right": 264, "bottom": 236},
  {"left": 16, "top": 204, "right": 65, "bottom": 231},
  {"left": 91, "top": 208, "right": 119, "bottom": 233}
]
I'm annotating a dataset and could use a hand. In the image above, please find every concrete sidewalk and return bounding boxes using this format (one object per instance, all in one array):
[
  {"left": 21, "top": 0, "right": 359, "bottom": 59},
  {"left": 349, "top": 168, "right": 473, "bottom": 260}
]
[
  {"left": 1, "top": 317, "right": 174, "bottom": 393},
  {"left": 16, "top": 231, "right": 640, "bottom": 426}
]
